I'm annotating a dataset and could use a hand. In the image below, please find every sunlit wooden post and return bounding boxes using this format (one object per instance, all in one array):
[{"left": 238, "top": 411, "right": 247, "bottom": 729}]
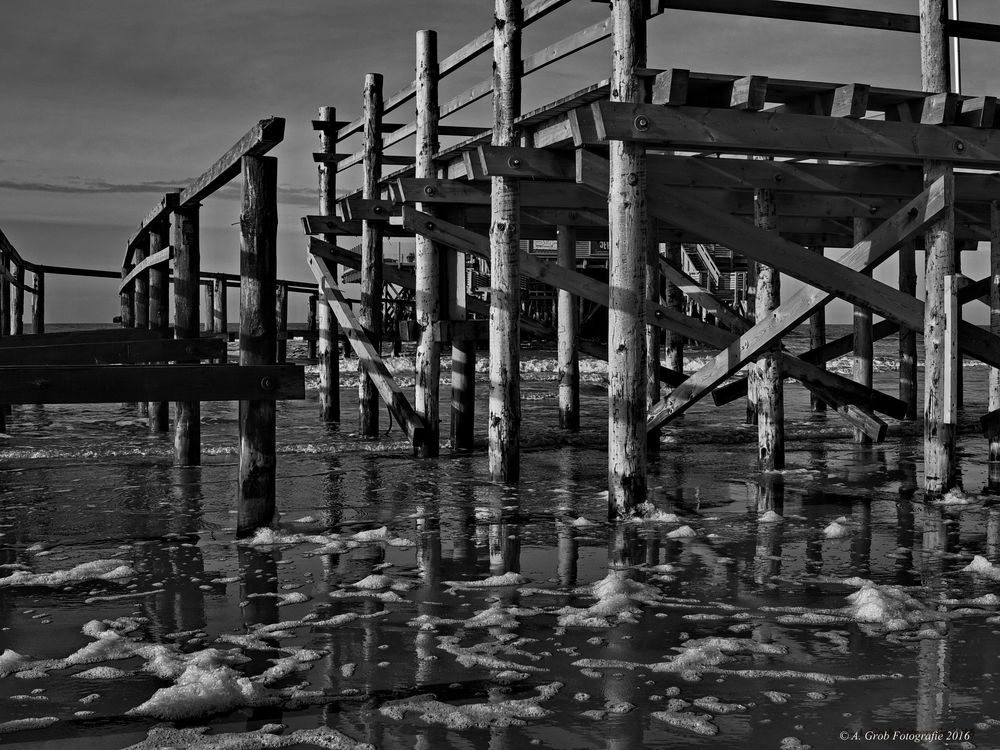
[
  {"left": 31, "top": 270, "right": 44, "bottom": 335},
  {"left": 148, "top": 225, "right": 170, "bottom": 432},
  {"left": 808, "top": 245, "right": 827, "bottom": 412},
  {"left": 557, "top": 225, "right": 579, "bottom": 431},
  {"left": 201, "top": 280, "right": 215, "bottom": 334},
  {"left": 752, "top": 174, "right": 783, "bottom": 470},
  {"left": 12, "top": 265, "right": 24, "bottom": 336},
  {"left": 135, "top": 244, "right": 149, "bottom": 416},
  {"left": 489, "top": 0, "right": 523, "bottom": 483},
  {"left": 898, "top": 243, "right": 918, "bottom": 419},
  {"left": 920, "top": 0, "right": 958, "bottom": 494},
  {"left": 238, "top": 154, "right": 278, "bottom": 535},
  {"left": 213, "top": 277, "right": 228, "bottom": 363},
  {"left": 171, "top": 204, "right": 200, "bottom": 466},
  {"left": 853, "top": 218, "right": 874, "bottom": 444},
  {"left": 415, "top": 29, "right": 441, "bottom": 457},
  {"left": 663, "top": 242, "right": 683, "bottom": 373},
  {"left": 318, "top": 105, "right": 341, "bottom": 422},
  {"left": 607, "top": 0, "right": 648, "bottom": 515},
  {"left": 276, "top": 282, "right": 288, "bottom": 364},
  {"left": 989, "top": 202, "right": 1000, "bottom": 471},
  {"left": 359, "top": 73, "right": 384, "bottom": 437}
]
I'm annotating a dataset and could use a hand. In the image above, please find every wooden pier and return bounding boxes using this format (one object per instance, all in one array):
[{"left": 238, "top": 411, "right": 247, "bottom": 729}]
[{"left": 2, "top": 0, "right": 1000, "bottom": 528}]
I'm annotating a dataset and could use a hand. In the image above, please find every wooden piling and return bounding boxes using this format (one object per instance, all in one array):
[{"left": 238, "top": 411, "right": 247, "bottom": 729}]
[
  {"left": 317, "top": 106, "right": 340, "bottom": 423},
  {"left": 12, "top": 266, "right": 24, "bottom": 336},
  {"left": 148, "top": 227, "right": 170, "bottom": 432},
  {"left": 646, "top": 236, "right": 662, "bottom": 448},
  {"left": 359, "top": 73, "right": 384, "bottom": 438},
  {"left": 920, "top": 0, "right": 958, "bottom": 494},
  {"left": 853, "top": 218, "right": 874, "bottom": 444},
  {"left": 213, "top": 277, "right": 228, "bottom": 356},
  {"left": 752, "top": 177, "right": 784, "bottom": 470},
  {"left": 1, "top": 254, "right": 10, "bottom": 337},
  {"left": 898, "top": 242, "right": 918, "bottom": 420},
  {"left": 663, "top": 242, "right": 684, "bottom": 373},
  {"left": 201, "top": 282, "right": 215, "bottom": 334},
  {"left": 415, "top": 30, "right": 441, "bottom": 457},
  {"left": 133, "top": 244, "right": 151, "bottom": 418},
  {"left": 276, "top": 282, "right": 288, "bottom": 364},
  {"left": 170, "top": 205, "right": 201, "bottom": 466},
  {"left": 489, "top": 0, "right": 523, "bottom": 483},
  {"left": 31, "top": 271, "right": 44, "bottom": 335},
  {"left": 808, "top": 246, "right": 827, "bottom": 412},
  {"left": 990, "top": 201, "right": 1000, "bottom": 465},
  {"left": 238, "top": 155, "right": 278, "bottom": 535},
  {"left": 557, "top": 225, "right": 579, "bottom": 431},
  {"left": 307, "top": 294, "right": 318, "bottom": 360},
  {"left": 607, "top": 0, "right": 648, "bottom": 514}
]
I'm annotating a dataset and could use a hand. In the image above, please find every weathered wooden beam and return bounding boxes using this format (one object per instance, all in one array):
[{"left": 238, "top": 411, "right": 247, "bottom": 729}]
[
  {"left": 0, "top": 337, "right": 224, "bottom": 366},
  {"left": 275, "top": 282, "right": 288, "bottom": 363},
  {"left": 308, "top": 254, "right": 427, "bottom": 447},
  {"left": 178, "top": 118, "right": 285, "bottom": 207},
  {"left": 589, "top": 101, "right": 1000, "bottom": 168},
  {"left": 654, "top": 0, "right": 919, "bottom": 33},
  {"left": 148, "top": 227, "right": 170, "bottom": 431},
  {"left": 341, "top": 199, "right": 395, "bottom": 221},
  {"left": 775, "top": 82, "right": 870, "bottom": 118},
  {"left": 11, "top": 265, "right": 24, "bottom": 336},
  {"left": 0, "top": 364, "right": 303, "bottom": 404},
  {"left": 0, "top": 327, "right": 171, "bottom": 349},
  {"left": 853, "top": 217, "right": 874, "bottom": 444},
  {"left": 302, "top": 215, "right": 364, "bottom": 236},
  {"left": 126, "top": 192, "right": 180, "bottom": 262},
  {"left": 478, "top": 146, "right": 576, "bottom": 180},
  {"left": 238, "top": 154, "right": 279, "bottom": 535},
  {"left": 118, "top": 247, "right": 172, "bottom": 292},
  {"left": 433, "top": 319, "right": 491, "bottom": 342},
  {"left": 659, "top": 257, "right": 752, "bottom": 332},
  {"left": 317, "top": 106, "right": 341, "bottom": 424}
]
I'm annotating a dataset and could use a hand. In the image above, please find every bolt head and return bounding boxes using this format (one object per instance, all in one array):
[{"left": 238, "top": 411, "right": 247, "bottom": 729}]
[
  {"left": 954, "top": 140, "right": 966, "bottom": 153},
  {"left": 260, "top": 376, "right": 275, "bottom": 391},
  {"left": 634, "top": 115, "right": 650, "bottom": 131},
  {"left": 509, "top": 157, "right": 522, "bottom": 168}
]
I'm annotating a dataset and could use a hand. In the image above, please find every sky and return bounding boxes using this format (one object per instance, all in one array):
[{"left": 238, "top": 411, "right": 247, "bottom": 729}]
[{"left": 1, "top": 0, "right": 997, "bottom": 323}]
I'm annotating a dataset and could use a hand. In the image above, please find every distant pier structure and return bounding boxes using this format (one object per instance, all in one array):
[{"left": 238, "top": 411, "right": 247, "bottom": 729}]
[{"left": 1, "top": 0, "right": 1000, "bottom": 526}]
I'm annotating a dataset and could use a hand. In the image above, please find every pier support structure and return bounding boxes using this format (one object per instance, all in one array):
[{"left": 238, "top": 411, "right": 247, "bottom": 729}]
[
  {"left": 359, "top": 74, "right": 384, "bottom": 438},
  {"left": 171, "top": 204, "right": 200, "bottom": 466},
  {"left": 557, "top": 225, "right": 579, "bottom": 431},
  {"left": 853, "top": 218, "right": 874, "bottom": 445},
  {"left": 317, "top": 106, "right": 340, "bottom": 423}
]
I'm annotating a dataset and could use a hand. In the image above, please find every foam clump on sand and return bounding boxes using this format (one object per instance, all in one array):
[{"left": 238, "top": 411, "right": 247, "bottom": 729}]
[
  {"left": 121, "top": 725, "right": 374, "bottom": 750},
  {"left": 759, "top": 511, "right": 783, "bottom": 523},
  {"left": 651, "top": 708, "right": 719, "bottom": 735},
  {"left": 962, "top": 555, "right": 1000, "bottom": 580},
  {"left": 666, "top": 525, "right": 698, "bottom": 538},
  {"left": 842, "top": 580, "right": 925, "bottom": 629},
  {"left": 351, "top": 574, "right": 393, "bottom": 590},
  {"left": 127, "top": 663, "right": 271, "bottom": 720},
  {"left": 0, "top": 649, "right": 31, "bottom": 677},
  {"left": 379, "top": 682, "right": 562, "bottom": 729},
  {"left": 0, "top": 559, "right": 134, "bottom": 588},
  {"left": 443, "top": 572, "right": 529, "bottom": 589},
  {"left": 72, "top": 666, "right": 131, "bottom": 679},
  {"left": 556, "top": 571, "right": 661, "bottom": 628},
  {"left": 633, "top": 502, "right": 681, "bottom": 523},
  {"left": 823, "top": 521, "right": 851, "bottom": 539},
  {"left": 0, "top": 717, "right": 60, "bottom": 734},
  {"left": 939, "top": 487, "right": 976, "bottom": 505}
]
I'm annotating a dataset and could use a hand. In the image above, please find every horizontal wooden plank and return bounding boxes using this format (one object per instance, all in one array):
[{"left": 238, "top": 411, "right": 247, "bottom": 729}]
[
  {"left": 0, "top": 337, "right": 225, "bottom": 366},
  {"left": 433, "top": 320, "right": 491, "bottom": 343},
  {"left": 309, "top": 254, "right": 427, "bottom": 447},
  {"left": 656, "top": 0, "right": 919, "bottom": 33},
  {"left": 313, "top": 152, "right": 353, "bottom": 163},
  {"left": 118, "top": 247, "right": 172, "bottom": 292},
  {"left": 311, "top": 119, "right": 350, "bottom": 132},
  {"left": 0, "top": 364, "right": 304, "bottom": 404},
  {"left": 522, "top": 15, "right": 612, "bottom": 77},
  {"left": 178, "top": 118, "right": 285, "bottom": 206},
  {"left": 477, "top": 146, "right": 576, "bottom": 180},
  {"left": 439, "top": 125, "right": 489, "bottom": 137},
  {"left": 0, "top": 327, "right": 171, "bottom": 348},
  {"left": 341, "top": 199, "right": 395, "bottom": 221},
  {"left": 591, "top": 101, "right": 1000, "bottom": 167},
  {"left": 301, "top": 215, "right": 364, "bottom": 236}
]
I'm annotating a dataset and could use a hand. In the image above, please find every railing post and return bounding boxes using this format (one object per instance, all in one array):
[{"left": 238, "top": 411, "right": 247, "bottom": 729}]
[
  {"left": 307, "top": 293, "right": 318, "bottom": 360},
  {"left": 214, "top": 277, "right": 228, "bottom": 363},
  {"left": 201, "top": 280, "right": 216, "bottom": 334},
  {"left": 360, "top": 73, "right": 384, "bottom": 438},
  {"left": 317, "top": 106, "right": 341, "bottom": 422},
  {"left": 557, "top": 225, "right": 579, "bottom": 431},
  {"left": 276, "top": 282, "right": 288, "bottom": 364},
  {"left": 31, "top": 270, "right": 44, "bottom": 335},
  {"left": 148, "top": 225, "right": 170, "bottom": 432},
  {"left": 415, "top": 29, "right": 441, "bottom": 457},
  {"left": 134, "top": 243, "right": 150, "bottom": 418},
  {"left": 12, "top": 265, "right": 24, "bottom": 336},
  {"left": 607, "top": 0, "right": 647, "bottom": 515},
  {"left": 489, "top": 0, "right": 523, "bottom": 483},
  {"left": 920, "top": 0, "right": 958, "bottom": 495},
  {"left": 171, "top": 204, "right": 201, "bottom": 466},
  {"left": 238, "top": 154, "right": 278, "bottom": 535}
]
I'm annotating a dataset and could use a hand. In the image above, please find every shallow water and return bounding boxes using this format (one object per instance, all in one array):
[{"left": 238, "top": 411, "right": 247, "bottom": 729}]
[{"left": 2, "top": 330, "right": 1000, "bottom": 749}]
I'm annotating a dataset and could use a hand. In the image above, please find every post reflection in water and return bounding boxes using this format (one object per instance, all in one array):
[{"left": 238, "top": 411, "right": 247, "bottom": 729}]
[
  {"left": 238, "top": 545, "right": 283, "bottom": 730},
  {"left": 414, "top": 464, "right": 442, "bottom": 687},
  {"left": 753, "top": 475, "right": 784, "bottom": 585}
]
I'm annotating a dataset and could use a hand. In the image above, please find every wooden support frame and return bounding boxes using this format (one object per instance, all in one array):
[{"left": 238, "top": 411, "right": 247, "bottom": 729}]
[
  {"left": 317, "top": 105, "right": 341, "bottom": 423},
  {"left": 0, "top": 337, "right": 225, "bottom": 366}
]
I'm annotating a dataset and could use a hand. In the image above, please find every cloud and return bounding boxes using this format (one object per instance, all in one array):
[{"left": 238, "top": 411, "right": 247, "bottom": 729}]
[{"left": 0, "top": 178, "right": 181, "bottom": 195}]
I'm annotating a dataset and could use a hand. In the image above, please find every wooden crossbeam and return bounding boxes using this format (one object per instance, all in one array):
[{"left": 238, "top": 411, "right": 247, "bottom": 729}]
[
  {"left": 394, "top": 178, "right": 603, "bottom": 210},
  {"left": 0, "top": 337, "right": 225, "bottom": 366},
  {"left": 179, "top": 118, "right": 285, "bottom": 206},
  {"left": 773, "top": 82, "right": 870, "bottom": 118},
  {"left": 654, "top": 0, "right": 919, "bottom": 32},
  {"left": 341, "top": 199, "right": 396, "bottom": 221},
  {"left": 0, "top": 327, "right": 171, "bottom": 349},
  {"left": 118, "top": 247, "right": 172, "bottom": 292},
  {"left": 0, "top": 364, "right": 303, "bottom": 404},
  {"left": 302, "top": 215, "right": 364, "bottom": 236},
  {"left": 308, "top": 253, "right": 426, "bottom": 448},
  {"left": 309, "top": 237, "right": 417, "bottom": 291},
  {"left": 658, "top": 258, "right": 751, "bottom": 332},
  {"left": 477, "top": 147, "right": 576, "bottom": 180},
  {"left": 588, "top": 101, "right": 1000, "bottom": 167},
  {"left": 629, "top": 180, "right": 950, "bottom": 431},
  {"left": 126, "top": 192, "right": 180, "bottom": 260},
  {"left": 433, "top": 320, "right": 491, "bottom": 343}
]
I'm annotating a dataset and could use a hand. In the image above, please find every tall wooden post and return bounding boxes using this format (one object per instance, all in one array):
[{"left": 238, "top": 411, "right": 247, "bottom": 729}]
[
  {"left": 318, "top": 106, "right": 340, "bottom": 423},
  {"left": 752, "top": 178, "right": 784, "bottom": 470},
  {"left": 898, "top": 242, "right": 918, "bottom": 419},
  {"left": 31, "top": 271, "right": 44, "bottom": 334},
  {"left": 646, "top": 235, "right": 662, "bottom": 448},
  {"left": 415, "top": 30, "right": 441, "bottom": 457},
  {"left": 171, "top": 205, "right": 200, "bottom": 466},
  {"left": 148, "top": 226, "right": 170, "bottom": 432},
  {"left": 133, "top": 243, "right": 150, "bottom": 418},
  {"left": 921, "top": 0, "right": 958, "bottom": 494},
  {"left": 213, "top": 277, "right": 228, "bottom": 357},
  {"left": 359, "top": 73, "right": 384, "bottom": 438},
  {"left": 989, "top": 202, "right": 1000, "bottom": 467},
  {"left": 201, "top": 281, "right": 215, "bottom": 334},
  {"left": 276, "top": 282, "right": 288, "bottom": 364},
  {"left": 1, "top": 254, "right": 10, "bottom": 337},
  {"left": 120, "top": 266, "right": 134, "bottom": 332},
  {"left": 557, "top": 225, "right": 579, "bottom": 431},
  {"left": 12, "top": 266, "right": 24, "bottom": 336},
  {"left": 663, "top": 242, "right": 683, "bottom": 373},
  {"left": 238, "top": 155, "right": 278, "bottom": 535},
  {"left": 853, "top": 218, "right": 874, "bottom": 444},
  {"left": 489, "top": 0, "right": 523, "bottom": 483},
  {"left": 807, "top": 246, "right": 827, "bottom": 412},
  {"left": 307, "top": 294, "right": 318, "bottom": 360},
  {"left": 607, "top": 0, "right": 648, "bottom": 515}
]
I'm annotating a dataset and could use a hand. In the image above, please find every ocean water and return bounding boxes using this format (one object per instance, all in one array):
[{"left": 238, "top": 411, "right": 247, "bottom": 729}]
[{"left": 1, "top": 324, "right": 1000, "bottom": 749}]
